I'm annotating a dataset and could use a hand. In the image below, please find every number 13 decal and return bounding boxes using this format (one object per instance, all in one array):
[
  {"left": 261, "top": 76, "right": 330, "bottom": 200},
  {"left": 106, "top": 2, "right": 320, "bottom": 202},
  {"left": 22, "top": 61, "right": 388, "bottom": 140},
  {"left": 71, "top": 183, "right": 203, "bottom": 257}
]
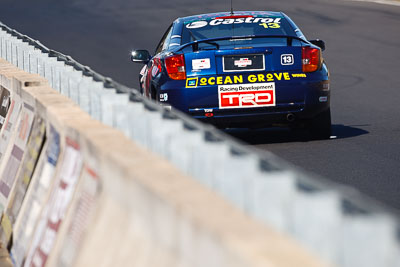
[{"left": 281, "top": 54, "right": 294, "bottom": 65}]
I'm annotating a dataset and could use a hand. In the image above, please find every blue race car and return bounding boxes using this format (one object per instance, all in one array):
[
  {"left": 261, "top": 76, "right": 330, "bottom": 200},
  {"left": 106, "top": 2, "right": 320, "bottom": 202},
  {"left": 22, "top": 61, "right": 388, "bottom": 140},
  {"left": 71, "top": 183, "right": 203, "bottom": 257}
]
[{"left": 131, "top": 11, "right": 331, "bottom": 138}]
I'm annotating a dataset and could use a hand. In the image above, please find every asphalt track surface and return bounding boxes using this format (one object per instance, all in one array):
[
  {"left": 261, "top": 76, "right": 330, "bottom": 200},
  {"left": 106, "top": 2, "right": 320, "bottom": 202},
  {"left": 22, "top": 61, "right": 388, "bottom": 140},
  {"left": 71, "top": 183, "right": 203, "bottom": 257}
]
[{"left": 1, "top": 0, "right": 399, "bottom": 210}]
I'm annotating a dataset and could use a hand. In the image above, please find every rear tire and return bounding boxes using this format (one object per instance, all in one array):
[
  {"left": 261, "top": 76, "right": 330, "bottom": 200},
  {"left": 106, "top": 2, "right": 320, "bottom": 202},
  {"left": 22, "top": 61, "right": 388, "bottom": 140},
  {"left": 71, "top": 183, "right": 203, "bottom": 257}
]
[{"left": 307, "top": 108, "right": 331, "bottom": 140}]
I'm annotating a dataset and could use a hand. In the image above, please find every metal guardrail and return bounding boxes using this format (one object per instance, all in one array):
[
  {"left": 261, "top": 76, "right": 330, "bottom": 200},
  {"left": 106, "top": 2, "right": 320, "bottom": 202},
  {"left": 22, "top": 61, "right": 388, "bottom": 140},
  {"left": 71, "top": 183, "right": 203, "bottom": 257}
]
[{"left": 1, "top": 20, "right": 400, "bottom": 267}]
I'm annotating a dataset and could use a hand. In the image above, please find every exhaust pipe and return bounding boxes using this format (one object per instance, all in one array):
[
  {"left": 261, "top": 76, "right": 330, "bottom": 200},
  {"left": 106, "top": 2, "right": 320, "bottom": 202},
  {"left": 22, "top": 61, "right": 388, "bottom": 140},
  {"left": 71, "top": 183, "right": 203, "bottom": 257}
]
[{"left": 286, "top": 113, "right": 295, "bottom": 122}]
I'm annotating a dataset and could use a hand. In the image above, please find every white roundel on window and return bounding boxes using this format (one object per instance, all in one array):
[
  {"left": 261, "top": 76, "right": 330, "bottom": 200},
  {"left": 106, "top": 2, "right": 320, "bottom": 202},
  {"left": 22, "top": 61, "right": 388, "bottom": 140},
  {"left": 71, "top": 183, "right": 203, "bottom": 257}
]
[{"left": 186, "top": 21, "right": 208, "bottom": 29}]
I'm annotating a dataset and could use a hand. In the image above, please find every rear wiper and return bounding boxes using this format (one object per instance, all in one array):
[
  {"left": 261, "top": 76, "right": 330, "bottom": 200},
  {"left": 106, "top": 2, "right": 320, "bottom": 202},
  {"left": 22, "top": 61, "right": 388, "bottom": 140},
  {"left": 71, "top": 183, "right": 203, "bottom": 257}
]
[
  {"left": 187, "top": 29, "right": 197, "bottom": 42},
  {"left": 192, "top": 41, "right": 220, "bottom": 51},
  {"left": 186, "top": 30, "right": 219, "bottom": 51}
]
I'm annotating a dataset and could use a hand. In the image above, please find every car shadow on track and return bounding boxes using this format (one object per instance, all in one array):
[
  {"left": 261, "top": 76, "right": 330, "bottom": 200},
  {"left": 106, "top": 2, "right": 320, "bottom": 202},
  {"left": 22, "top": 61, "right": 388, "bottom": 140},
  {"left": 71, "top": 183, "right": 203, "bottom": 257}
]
[{"left": 224, "top": 124, "right": 369, "bottom": 145}]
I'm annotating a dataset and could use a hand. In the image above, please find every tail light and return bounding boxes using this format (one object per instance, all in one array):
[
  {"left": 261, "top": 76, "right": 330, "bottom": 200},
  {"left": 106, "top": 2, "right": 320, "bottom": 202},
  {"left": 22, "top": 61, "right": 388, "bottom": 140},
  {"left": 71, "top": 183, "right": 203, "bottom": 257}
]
[
  {"left": 302, "top": 47, "right": 321, "bottom": 73},
  {"left": 165, "top": 54, "right": 186, "bottom": 80}
]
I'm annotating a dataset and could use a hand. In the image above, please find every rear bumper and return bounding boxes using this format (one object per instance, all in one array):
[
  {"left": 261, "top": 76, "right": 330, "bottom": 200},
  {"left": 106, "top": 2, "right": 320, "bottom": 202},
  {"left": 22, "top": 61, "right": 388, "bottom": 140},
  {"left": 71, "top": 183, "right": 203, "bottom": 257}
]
[{"left": 193, "top": 101, "right": 329, "bottom": 128}]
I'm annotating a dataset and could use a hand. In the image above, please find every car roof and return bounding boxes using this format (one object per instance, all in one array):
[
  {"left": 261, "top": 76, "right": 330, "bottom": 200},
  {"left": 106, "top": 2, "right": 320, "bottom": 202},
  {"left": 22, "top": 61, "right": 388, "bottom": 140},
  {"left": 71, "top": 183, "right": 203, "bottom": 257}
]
[{"left": 176, "top": 11, "right": 284, "bottom": 23}]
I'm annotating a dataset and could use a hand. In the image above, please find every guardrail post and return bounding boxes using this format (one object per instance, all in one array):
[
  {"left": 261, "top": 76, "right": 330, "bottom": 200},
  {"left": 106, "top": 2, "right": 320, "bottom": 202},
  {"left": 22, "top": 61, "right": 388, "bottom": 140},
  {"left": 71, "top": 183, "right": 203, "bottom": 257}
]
[
  {"left": 340, "top": 214, "right": 400, "bottom": 267},
  {"left": 60, "top": 65, "right": 74, "bottom": 97},
  {"left": 168, "top": 125, "right": 204, "bottom": 175},
  {"left": 210, "top": 152, "right": 258, "bottom": 209},
  {"left": 5, "top": 37, "right": 12, "bottom": 63},
  {"left": 43, "top": 56, "right": 58, "bottom": 89},
  {"left": 28, "top": 50, "right": 40, "bottom": 74},
  {"left": 77, "top": 76, "right": 92, "bottom": 113},
  {"left": 247, "top": 170, "right": 296, "bottom": 232},
  {"left": 190, "top": 138, "right": 229, "bottom": 189},
  {"left": 67, "top": 70, "right": 83, "bottom": 104},
  {"left": 17, "top": 42, "right": 33, "bottom": 72},
  {"left": 11, "top": 42, "right": 18, "bottom": 66},
  {"left": 100, "top": 91, "right": 129, "bottom": 126},
  {"left": 50, "top": 60, "right": 64, "bottom": 92},
  {"left": 146, "top": 111, "right": 183, "bottom": 157},
  {"left": 291, "top": 186, "right": 342, "bottom": 263},
  {"left": 127, "top": 100, "right": 148, "bottom": 146}
]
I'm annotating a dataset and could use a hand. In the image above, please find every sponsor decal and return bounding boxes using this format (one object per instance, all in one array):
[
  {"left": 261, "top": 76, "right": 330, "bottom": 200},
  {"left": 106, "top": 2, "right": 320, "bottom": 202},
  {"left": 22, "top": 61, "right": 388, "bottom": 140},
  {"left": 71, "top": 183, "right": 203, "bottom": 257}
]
[
  {"left": 59, "top": 165, "right": 100, "bottom": 267},
  {"left": 151, "top": 58, "right": 162, "bottom": 77},
  {"left": 192, "top": 58, "right": 211, "bottom": 70},
  {"left": 0, "top": 103, "right": 35, "bottom": 203},
  {"left": 186, "top": 77, "right": 199, "bottom": 88},
  {"left": 186, "top": 21, "right": 208, "bottom": 29},
  {"left": 1, "top": 116, "right": 46, "bottom": 245},
  {"left": 0, "top": 87, "right": 10, "bottom": 129},
  {"left": 185, "top": 72, "right": 307, "bottom": 88},
  {"left": 234, "top": 58, "right": 252, "bottom": 68},
  {"left": 186, "top": 72, "right": 290, "bottom": 88},
  {"left": 10, "top": 124, "right": 60, "bottom": 267},
  {"left": 204, "top": 108, "right": 214, "bottom": 117},
  {"left": 224, "top": 54, "right": 264, "bottom": 72},
  {"left": 1, "top": 95, "right": 9, "bottom": 108},
  {"left": 151, "top": 66, "right": 159, "bottom": 77},
  {"left": 319, "top": 96, "right": 328, "bottom": 102},
  {"left": 25, "top": 138, "right": 83, "bottom": 267},
  {"left": 291, "top": 73, "right": 307, "bottom": 78},
  {"left": 281, "top": 54, "right": 294, "bottom": 65},
  {"left": 139, "top": 65, "right": 147, "bottom": 84},
  {"left": 159, "top": 93, "right": 168, "bottom": 102},
  {"left": 185, "top": 17, "right": 281, "bottom": 29},
  {"left": 259, "top": 22, "right": 281, "bottom": 29},
  {"left": 218, "top": 83, "right": 275, "bottom": 109},
  {"left": 139, "top": 65, "right": 146, "bottom": 76}
]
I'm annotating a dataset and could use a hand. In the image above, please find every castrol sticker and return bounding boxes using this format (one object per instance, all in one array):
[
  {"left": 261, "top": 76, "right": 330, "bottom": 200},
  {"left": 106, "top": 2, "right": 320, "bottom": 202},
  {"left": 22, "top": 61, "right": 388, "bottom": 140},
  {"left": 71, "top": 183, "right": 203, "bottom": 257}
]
[
  {"left": 185, "top": 17, "right": 281, "bottom": 29},
  {"left": 218, "top": 82, "right": 275, "bottom": 109}
]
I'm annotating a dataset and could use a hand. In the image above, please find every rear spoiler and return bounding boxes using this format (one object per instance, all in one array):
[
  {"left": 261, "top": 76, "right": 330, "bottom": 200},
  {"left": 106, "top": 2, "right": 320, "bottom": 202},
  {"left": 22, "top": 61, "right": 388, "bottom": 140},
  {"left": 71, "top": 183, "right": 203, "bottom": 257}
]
[{"left": 175, "top": 35, "right": 310, "bottom": 52}]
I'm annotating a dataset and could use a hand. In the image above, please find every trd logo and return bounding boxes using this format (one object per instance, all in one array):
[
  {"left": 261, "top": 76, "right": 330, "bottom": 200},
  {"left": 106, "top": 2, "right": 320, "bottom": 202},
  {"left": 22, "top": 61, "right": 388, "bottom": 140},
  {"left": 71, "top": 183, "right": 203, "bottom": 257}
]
[{"left": 219, "top": 90, "right": 275, "bottom": 108}]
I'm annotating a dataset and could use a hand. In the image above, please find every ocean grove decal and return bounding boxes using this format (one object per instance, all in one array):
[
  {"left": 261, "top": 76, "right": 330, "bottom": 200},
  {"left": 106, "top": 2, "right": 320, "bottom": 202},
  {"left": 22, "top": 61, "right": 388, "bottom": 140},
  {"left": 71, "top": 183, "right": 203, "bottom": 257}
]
[{"left": 186, "top": 73, "right": 307, "bottom": 88}]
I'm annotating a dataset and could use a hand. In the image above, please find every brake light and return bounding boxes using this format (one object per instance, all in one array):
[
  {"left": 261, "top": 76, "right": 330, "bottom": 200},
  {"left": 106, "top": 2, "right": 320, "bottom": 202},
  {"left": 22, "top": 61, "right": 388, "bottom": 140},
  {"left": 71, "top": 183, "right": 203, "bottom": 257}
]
[
  {"left": 165, "top": 54, "right": 186, "bottom": 80},
  {"left": 302, "top": 47, "right": 321, "bottom": 73}
]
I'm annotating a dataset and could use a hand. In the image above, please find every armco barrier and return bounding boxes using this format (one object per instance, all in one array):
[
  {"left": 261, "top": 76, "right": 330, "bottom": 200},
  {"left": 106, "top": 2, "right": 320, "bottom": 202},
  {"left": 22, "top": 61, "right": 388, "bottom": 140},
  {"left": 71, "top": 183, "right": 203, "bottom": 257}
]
[
  {"left": 0, "top": 59, "right": 328, "bottom": 267},
  {"left": 1, "top": 20, "right": 400, "bottom": 267}
]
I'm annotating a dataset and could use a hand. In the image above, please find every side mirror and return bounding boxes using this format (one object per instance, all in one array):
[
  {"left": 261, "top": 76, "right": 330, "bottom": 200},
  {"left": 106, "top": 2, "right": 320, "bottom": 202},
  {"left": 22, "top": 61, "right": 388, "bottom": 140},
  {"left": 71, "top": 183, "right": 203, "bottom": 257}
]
[
  {"left": 131, "top": 50, "right": 151, "bottom": 63},
  {"left": 309, "top": 39, "right": 325, "bottom": 51}
]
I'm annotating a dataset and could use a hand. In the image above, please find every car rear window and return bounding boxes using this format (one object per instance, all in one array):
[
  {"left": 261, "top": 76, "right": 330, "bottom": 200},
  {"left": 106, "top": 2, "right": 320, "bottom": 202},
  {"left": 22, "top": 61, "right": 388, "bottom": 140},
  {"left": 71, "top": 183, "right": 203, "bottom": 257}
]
[{"left": 181, "top": 16, "right": 296, "bottom": 47}]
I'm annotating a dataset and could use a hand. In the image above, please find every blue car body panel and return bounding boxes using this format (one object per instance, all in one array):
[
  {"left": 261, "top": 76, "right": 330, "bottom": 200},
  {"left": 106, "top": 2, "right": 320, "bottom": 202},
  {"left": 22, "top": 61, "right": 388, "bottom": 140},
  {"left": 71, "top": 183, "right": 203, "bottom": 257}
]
[{"left": 137, "top": 11, "right": 330, "bottom": 128}]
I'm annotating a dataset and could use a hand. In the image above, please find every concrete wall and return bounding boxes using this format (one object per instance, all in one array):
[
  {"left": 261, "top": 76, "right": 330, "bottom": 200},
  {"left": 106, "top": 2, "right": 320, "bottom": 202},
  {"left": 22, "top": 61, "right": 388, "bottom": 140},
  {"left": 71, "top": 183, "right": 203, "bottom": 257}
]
[{"left": 0, "top": 58, "right": 329, "bottom": 267}]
